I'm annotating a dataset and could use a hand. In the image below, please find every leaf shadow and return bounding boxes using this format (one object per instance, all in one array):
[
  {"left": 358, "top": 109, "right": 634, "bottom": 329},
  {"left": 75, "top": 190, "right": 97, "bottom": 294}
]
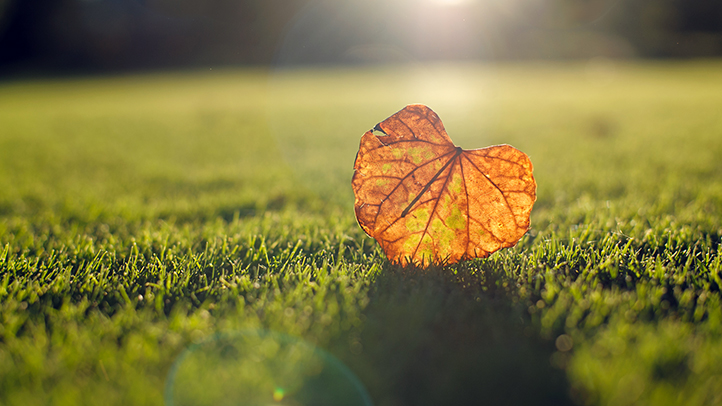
[{"left": 341, "top": 261, "right": 576, "bottom": 406}]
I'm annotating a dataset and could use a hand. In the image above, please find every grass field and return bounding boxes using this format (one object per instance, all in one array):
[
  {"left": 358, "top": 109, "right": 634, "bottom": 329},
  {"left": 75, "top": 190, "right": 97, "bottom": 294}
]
[{"left": 1, "top": 60, "right": 722, "bottom": 406}]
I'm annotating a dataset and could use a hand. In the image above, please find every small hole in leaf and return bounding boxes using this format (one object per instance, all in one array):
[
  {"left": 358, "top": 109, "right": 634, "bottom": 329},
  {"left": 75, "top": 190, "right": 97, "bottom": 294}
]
[{"left": 372, "top": 123, "right": 387, "bottom": 137}]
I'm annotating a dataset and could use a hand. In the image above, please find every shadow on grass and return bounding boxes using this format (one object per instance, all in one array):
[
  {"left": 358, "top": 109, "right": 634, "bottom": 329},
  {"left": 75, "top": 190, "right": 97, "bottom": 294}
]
[{"left": 343, "top": 263, "right": 575, "bottom": 406}]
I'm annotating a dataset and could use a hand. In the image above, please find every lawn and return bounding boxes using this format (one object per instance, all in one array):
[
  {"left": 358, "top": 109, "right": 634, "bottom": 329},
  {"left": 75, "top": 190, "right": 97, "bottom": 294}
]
[{"left": 1, "top": 60, "right": 721, "bottom": 406}]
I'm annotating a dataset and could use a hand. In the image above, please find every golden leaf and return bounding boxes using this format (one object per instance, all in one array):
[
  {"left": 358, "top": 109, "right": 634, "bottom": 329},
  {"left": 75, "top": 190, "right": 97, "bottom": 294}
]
[{"left": 352, "top": 104, "right": 536, "bottom": 267}]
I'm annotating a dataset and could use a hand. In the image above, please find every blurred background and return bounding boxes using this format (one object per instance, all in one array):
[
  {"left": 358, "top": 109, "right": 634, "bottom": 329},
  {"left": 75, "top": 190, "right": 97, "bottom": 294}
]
[
  {"left": 1, "top": 0, "right": 722, "bottom": 74},
  {"left": 2, "top": 3, "right": 722, "bottom": 405}
]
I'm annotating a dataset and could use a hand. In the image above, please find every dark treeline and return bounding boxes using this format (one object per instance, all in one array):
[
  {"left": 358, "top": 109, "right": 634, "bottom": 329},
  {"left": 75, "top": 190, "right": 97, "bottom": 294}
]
[{"left": 1, "top": 0, "right": 721, "bottom": 73}]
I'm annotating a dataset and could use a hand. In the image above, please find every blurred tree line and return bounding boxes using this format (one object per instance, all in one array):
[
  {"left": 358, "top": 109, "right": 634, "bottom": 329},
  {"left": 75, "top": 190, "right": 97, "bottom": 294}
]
[{"left": 0, "top": 0, "right": 721, "bottom": 73}]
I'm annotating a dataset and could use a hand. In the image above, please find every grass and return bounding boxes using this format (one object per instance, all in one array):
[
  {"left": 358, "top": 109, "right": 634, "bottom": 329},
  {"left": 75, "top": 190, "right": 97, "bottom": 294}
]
[{"left": 1, "top": 60, "right": 721, "bottom": 406}]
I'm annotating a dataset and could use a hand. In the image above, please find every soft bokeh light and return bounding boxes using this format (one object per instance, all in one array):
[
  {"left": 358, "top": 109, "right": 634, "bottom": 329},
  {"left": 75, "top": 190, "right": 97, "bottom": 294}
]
[{"left": 165, "top": 330, "right": 373, "bottom": 406}]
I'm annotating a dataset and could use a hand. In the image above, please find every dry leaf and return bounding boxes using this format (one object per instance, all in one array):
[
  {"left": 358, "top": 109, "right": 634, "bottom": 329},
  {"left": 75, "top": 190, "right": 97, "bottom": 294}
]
[{"left": 352, "top": 104, "right": 536, "bottom": 267}]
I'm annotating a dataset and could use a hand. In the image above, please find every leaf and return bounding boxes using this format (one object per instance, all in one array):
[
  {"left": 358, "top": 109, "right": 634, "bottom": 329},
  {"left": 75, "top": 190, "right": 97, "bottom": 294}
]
[{"left": 352, "top": 104, "right": 537, "bottom": 267}]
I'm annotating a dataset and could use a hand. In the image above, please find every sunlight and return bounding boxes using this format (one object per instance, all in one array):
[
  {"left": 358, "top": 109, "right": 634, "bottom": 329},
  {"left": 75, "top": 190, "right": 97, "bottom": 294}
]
[
  {"left": 426, "top": 0, "right": 473, "bottom": 6},
  {"left": 427, "top": 0, "right": 471, "bottom": 6}
]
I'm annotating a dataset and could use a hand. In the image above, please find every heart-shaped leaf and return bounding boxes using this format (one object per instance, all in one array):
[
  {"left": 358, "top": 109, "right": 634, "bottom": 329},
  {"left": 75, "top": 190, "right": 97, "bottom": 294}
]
[{"left": 352, "top": 104, "right": 536, "bottom": 267}]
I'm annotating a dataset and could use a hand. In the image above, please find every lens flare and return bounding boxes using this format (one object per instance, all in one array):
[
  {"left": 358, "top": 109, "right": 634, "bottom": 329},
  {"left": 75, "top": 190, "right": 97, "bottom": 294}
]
[
  {"left": 165, "top": 330, "right": 373, "bottom": 406},
  {"left": 272, "top": 387, "right": 285, "bottom": 402}
]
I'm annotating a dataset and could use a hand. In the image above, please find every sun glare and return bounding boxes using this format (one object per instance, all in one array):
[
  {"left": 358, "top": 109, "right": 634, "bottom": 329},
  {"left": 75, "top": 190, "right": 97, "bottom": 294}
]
[{"left": 427, "top": 0, "right": 472, "bottom": 6}]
